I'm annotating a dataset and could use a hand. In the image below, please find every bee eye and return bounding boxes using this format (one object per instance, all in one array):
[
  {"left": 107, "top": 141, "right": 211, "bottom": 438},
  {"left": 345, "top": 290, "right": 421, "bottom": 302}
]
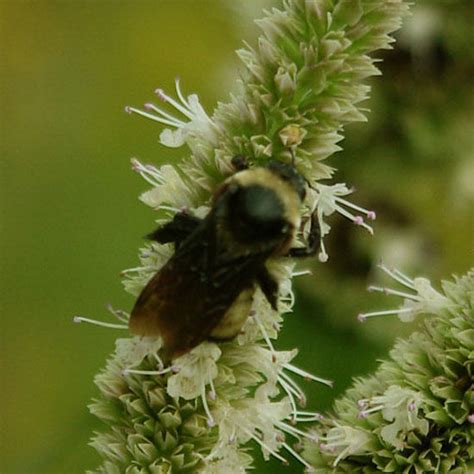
[{"left": 229, "top": 184, "right": 286, "bottom": 243}]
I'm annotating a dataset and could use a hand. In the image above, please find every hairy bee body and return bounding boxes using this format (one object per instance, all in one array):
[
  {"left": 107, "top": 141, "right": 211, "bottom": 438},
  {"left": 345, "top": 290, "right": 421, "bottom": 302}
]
[{"left": 129, "top": 162, "right": 310, "bottom": 358}]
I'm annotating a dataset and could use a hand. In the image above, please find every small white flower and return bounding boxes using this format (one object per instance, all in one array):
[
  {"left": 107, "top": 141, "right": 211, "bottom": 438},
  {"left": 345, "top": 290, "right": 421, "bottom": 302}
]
[
  {"left": 115, "top": 337, "right": 163, "bottom": 368},
  {"left": 199, "top": 445, "right": 253, "bottom": 474},
  {"left": 136, "top": 162, "right": 198, "bottom": 210},
  {"left": 250, "top": 134, "right": 273, "bottom": 157},
  {"left": 358, "top": 264, "right": 450, "bottom": 323},
  {"left": 357, "top": 386, "right": 429, "bottom": 450},
  {"left": 167, "top": 342, "right": 221, "bottom": 425},
  {"left": 125, "top": 77, "right": 220, "bottom": 150},
  {"left": 121, "top": 242, "right": 173, "bottom": 297},
  {"left": 308, "top": 183, "right": 376, "bottom": 262},
  {"left": 319, "top": 424, "right": 373, "bottom": 466},
  {"left": 274, "top": 63, "right": 297, "bottom": 95},
  {"left": 212, "top": 388, "right": 292, "bottom": 465}
]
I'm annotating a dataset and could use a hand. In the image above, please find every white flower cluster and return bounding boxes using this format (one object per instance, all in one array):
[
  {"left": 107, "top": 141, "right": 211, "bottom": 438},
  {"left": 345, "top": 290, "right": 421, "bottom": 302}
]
[
  {"left": 85, "top": 1, "right": 411, "bottom": 470},
  {"left": 118, "top": 251, "right": 327, "bottom": 470}
]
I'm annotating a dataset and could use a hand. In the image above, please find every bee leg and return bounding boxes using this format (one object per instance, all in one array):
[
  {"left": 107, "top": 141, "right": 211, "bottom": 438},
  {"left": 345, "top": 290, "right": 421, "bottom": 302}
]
[
  {"left": 231, "top": 155, "right": 249, "bottom": 171},
  {"left": 146, "top": 212, "right": 202, "bottom": 246},
  {"left": 287, "top": 212, "right": 320, "bottom": 258},
  {"left": 257, "top": 267, "right": 279, "bottom": 310}
]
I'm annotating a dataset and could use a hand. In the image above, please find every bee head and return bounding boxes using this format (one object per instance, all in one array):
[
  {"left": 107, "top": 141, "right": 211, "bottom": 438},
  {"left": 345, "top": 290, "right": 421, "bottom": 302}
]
[
  {"left": 266, "top": 161, "right": 306, "bottom": 201},
  {"left": 228, "top": 184, "right": 288, "bottom": 244}
]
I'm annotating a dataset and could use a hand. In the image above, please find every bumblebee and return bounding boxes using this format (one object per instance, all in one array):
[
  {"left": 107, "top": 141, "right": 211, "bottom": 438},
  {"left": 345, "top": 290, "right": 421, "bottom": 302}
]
[{"left": 129, "top": 157, "right": 319, "bottom": 358}]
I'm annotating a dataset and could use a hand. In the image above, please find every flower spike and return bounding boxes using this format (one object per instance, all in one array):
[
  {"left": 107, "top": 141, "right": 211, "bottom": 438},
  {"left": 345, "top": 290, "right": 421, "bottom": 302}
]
[{"left": 89, "top": 0, "right": 411, "bottom": 471}]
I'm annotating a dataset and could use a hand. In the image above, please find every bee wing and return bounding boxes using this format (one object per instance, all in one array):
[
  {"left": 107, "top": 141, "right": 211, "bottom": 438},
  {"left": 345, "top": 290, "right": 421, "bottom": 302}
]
[{"left": 129, "top": 221, "right": 268, "bottom": 358}]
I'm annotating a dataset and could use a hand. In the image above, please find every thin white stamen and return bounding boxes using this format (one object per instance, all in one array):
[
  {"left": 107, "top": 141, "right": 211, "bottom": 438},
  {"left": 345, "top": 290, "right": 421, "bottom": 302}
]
[
  {"left": 283, "top": 442, "right": 314, "bottom": 471},
  {"left": 252, "top": 312, "right": 276, "bottom": 354},
  {"left": 378, "top": 264, "right": 416, "bottom": 290},
  {"left": 323, "top": 433, "right": 345, "bottom": 443},
  {"left": 201, "top": 384, "right": 215, "bottom": 427},
  {"left": 297, "top": 410, "right": 323, "bottom": 418},
  {"left": 285, "top": 363, "right": 333, "bottom": 387},
  {"left": 368, "top": 285, "right": 419, "bottom": 301},
  {"left": 358, "top": 405, "right": 384, "bottom": 418},
  {"left": 130, "top": 158, "right": 164, "bottom": 187},
  {"left": 294, "top": 412, "right": 324, "bottom": 422},
  {"left": 125, "top": 106, "right": 181, "bottom": 127},
  {"left": 131, "top": 158, "right": 163, "bottom": 180},
  {"left": 155, "top": 88, "right": 194, "bottom": 120},
  {"left": 369, "top": 394, "right": 406, "bottom": 410},
  {"left": 318, "top": 238, "right": 328, "bottom": 262},
  {"left": 175, "top": 77, "right": 190, "bottom": 108},
  {"left": 393, "top": 268, "right": 415, "bottom": 285},
  {"left": 228, "top": 429, "right": 237, "bottom": 444},
  {"left": 208, "top": 377, "right": 216, "bottom": 401},
  {"left": 122, "top": 367, "right": 174, "bottom": 376},
  {"left": 279, "top": 290, "right": 295, "bottom": 308},
  {"left": 334, "top": 205, "right": 374, "bottom": 234},
  {"left": 194, "top": 452, "right": 209, "bottom": 464},
  {"left": 278, "top": 378, "right": 299, "bottom": 421},
  {"left": 153, "top": 353, "right": 165, "bottom": 370},
  {"left": 292, "top": 269, "right": 312, "bottom": 277},
  {"left": 121, "top": 266, "right": 156, "bottom": 274},
  {"left": 279, "top": 372, "right": 306, "bottom": 406},
  {"left": 106, "top": 304, "right": 129, "bottom": 323},
  {"left": 278, "top": 374, "right": 304, "bottom": 400},
  {"left": 358, "top": 307, "right": 413, "bottom": 321},
  {"left": 143, "top": 102, "right": 186, "bottom": 126},
  {"left": 334, "top": 448, "right": 349, "bottom": 467},
  {"left": 277, "top": 421, "right": 317, "bottom": 442},
  {"left": 335, "top": 196, "right": 376, "bottom": 220},
  {"left": 138, "top": 172, "right": 161, "bottom": 187},
  {"left": 241, "top": 428, "right": 288, "bottom": 465},
  {"left": 158, "top": 205, "right": 182, "bottom": 213},
  {"left": 73, "top": 316, "right": 127, "bottom": 329}
]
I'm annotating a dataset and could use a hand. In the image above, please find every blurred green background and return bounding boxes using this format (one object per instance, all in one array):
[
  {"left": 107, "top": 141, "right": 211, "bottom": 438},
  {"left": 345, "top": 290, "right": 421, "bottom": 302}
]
[{"left": 1, "top": 1, "right": 472, "bottom": 472}]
